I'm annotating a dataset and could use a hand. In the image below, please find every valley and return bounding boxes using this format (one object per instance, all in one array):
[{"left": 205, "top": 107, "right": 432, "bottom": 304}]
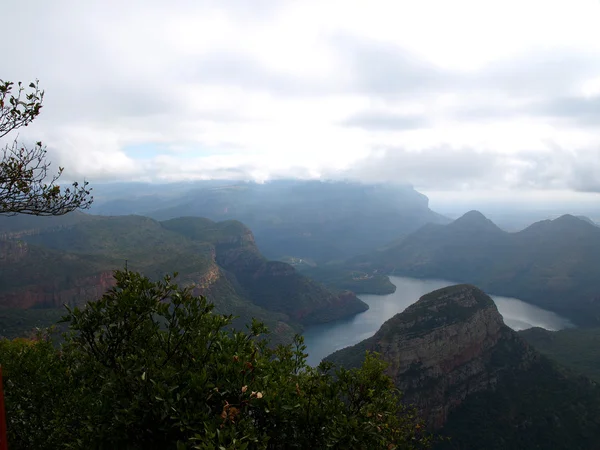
[
  {"left": 4, "top": 8, "right": 600, "bottom": 446},
  {"left": 326, "top": 284, "right": 600, "bottom": 448},
  {"left": 303, "top": 276, "right": 573, "bottom": 366},
  {"left": 2, "top": 180, "right": 600, "bottom": 449}
]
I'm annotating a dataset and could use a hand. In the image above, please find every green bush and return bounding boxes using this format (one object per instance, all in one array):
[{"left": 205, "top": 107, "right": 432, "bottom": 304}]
[{"left": 0, "top": 270, "right": 430, "bottom": 450}]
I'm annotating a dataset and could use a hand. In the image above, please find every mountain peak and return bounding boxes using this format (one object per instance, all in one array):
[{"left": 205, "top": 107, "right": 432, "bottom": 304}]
[
  {"left": 553, "top": 213, "right": 594, "bottom": 227},
  {"left": 327, "top": 284, "right": 512, "bottom": 428},
  {"left": 449, "top": 210, "right": 503, "bottom": 233},
  {"left": 521, "top": 213, "right": 600, "bottom": 236},
  {"left": 377, "top": 284, "right": 500, "bottom": 340}
]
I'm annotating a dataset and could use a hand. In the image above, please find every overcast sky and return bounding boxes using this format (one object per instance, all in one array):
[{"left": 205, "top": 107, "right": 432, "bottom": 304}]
[{"left": 2, "top": 0, "right": 600, "bottom": 202}]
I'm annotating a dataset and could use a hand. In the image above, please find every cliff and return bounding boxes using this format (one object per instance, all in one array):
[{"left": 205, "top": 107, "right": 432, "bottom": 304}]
[
  {"left": 326, "top": 285, "right": 600, "bottom": 448},
  {"left": 163, "top": 217, "right": 369, "bottom": 325},
  {"left": 0, "top": 215, "right": 367, "bottom": 342},
  {"left": 328, "top": 285, "right": 528, "bottom": 428},
  {"left": 0, "top": 271, "right": 116, "bottom": 309}
]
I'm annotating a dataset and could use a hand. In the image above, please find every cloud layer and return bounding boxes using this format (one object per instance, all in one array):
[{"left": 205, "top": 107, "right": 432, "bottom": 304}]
[{"left": 2, "top": 0, "right": 600, "bottom": 197}]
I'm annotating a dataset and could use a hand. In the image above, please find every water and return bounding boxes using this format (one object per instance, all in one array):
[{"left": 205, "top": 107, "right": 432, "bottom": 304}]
[{"left": 303, "top": 276, "right": 574, "bottom": 366}]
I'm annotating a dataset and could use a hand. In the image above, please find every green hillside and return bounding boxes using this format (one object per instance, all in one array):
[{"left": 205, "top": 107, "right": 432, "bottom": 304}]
[
  {"left": 92, "top": 180, "right": 449, "bottom": 263},
  {"left": 519, "top": 327, "right": 600, "bottom": 382},
  {"left": 0, "top": 215, "right": 367, "bottom": 342},
  {"left": 369, "top": 212, "right": 600, "bottom": 326}
]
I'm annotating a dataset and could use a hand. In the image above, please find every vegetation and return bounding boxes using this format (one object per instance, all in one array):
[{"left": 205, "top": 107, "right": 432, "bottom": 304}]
[
  {"left": 371, "top": 212, "right": 600, "bottom": 326},
  {"left": 0, "top": 79, "right": 92, "bottom": 216},
  {"left": 0, "top": 308, "right": 65, "bottom": 339},
  {"left": 296, "top": 265, "right": 396, "bottom": 295},
  {"left": 437, "top": 350, "right": 600, "bottom": 449},
  {"left": 92, "top": 180, "right": 447, "bottom": 263},
  {"left": 0, "top": 270, "right": 430, "bottom": 449},
  {"left": 0, "top": 215, "right": 369, "bottom": 342},
  {"left": 519, "top": 327, "right": 600, "bottom": 382}
]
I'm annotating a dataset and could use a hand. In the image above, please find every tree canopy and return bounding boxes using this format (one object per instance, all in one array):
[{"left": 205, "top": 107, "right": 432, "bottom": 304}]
[
  {"left": 0, "top": 79, "right": 92, "bottom": 216},
  {"left": 0, "top": 269, "right": 430, "bottom": 449}
]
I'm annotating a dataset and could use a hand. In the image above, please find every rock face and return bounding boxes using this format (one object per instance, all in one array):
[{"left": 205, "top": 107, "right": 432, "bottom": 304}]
[
  {"left": 377, "top": 285, "right": 534, "bottom": 428},
  {"left": 0, "top": 240, "right": 29, "bottom": 263},
  {"left": 0, "top": 271, "right": 116, "bottom": 309},
  {"left": 326, "top": 284, "right": 535, "bottom": 429},
  {"left": 205, "top": 220, "right": 369, "bottom": 324}
]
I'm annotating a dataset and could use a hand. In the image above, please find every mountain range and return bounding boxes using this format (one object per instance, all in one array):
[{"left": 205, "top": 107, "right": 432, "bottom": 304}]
[
  {"left": 88, "top": 180, "right": 449, "bottom": 263},
  {"left": 358, "top": 211, "right": 600, "bottom": 326},
  {"left": 0, "top": 214, "right": 367, "bottom": 342},
  {"left": 326, "top": 284, "right": 600, "bottom": 449}
]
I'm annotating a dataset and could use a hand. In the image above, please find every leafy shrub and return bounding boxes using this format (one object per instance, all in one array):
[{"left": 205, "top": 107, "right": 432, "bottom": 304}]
[{"left": 0, "top": 269, "right": 430, "bottom": 449}]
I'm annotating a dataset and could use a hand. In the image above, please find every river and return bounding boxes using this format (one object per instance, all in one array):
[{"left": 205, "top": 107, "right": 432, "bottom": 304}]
[{"left": 302, "top": 276, "right": 573, "bottom": 366}]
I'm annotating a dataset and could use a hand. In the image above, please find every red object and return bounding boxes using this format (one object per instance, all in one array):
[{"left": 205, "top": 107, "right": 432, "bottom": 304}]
[{"left": 0, "top": 365, "right": 8, "bottom": 450}]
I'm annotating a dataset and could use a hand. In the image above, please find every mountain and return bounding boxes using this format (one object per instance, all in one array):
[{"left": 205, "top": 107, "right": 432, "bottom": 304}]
[
  {"left": 326, "top": 285, "right": 600, "bottom": 449},
  {"left": 370, "top": 212, "right": 600, "bottom": 326},
  {"left": 519, "top": 327, "right": 600, "bottom": 382},
  {"left": 0, "top": 215, "right": 367, "bottom": 341},
  {"left": 89, "top": 180, "right": 449, "bottom": 263},
  {"left": 576, "top": 215, "right": 599, "bottom": 227}
]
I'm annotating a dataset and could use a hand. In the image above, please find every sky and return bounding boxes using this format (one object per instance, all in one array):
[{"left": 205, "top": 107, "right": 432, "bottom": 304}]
[{"left": 2, "top": 0, "right": 600, "bottom": 203}]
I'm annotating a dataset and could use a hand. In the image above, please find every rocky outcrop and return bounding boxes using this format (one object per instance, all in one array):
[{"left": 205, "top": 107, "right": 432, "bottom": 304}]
[
  {"left": 0, "top": 270, "right": 116, "bottom": 309},
  {"left": 0, "top": 240, "right": 29, "bottom": 263},
  {"left": 207, "top": 225, "right": 369, "bottom": 325},
  {"left": 327, "top": 284, "right": 536, "bottom": 429}
]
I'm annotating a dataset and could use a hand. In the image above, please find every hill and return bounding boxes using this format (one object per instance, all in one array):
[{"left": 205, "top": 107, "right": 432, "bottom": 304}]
[
  {"left": 519, "top": 327, "right": 600, "bottom": 382},
  {"left": 326, "top": 285, "right": 600, "bottom": 449},
  {"left": 368, "top": 212, "right": 600, "bottom": 326},
  {"left": 89, "top": 180, "right": 449, "bottom": 263},
  {"left": 0, "top": 215, "right": 367, "bottom": 341}
]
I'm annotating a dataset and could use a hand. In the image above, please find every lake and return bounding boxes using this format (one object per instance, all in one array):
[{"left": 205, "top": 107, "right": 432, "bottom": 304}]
[{"left": 302, "top": 276, "right": 573, "bottom": 366}]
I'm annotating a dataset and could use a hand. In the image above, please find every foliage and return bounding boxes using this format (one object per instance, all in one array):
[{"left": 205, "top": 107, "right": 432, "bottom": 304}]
[
  {"left": 373, "top": 212, "right": 600, "bottom": 326},
  {"left": 0, "top": 78, "right": 92, "bottom": 216},
  {"left": 0, "top": 270, "right": 430, "bottom": 449},
  {"left": 0, "top": 308, "right": 65, "bottom": 339},
  {"left": 436, "top": 351, "right": 600, "bottom": 449},
  {"left": 297, "top": 265, "right": 396, "bottom": 295},
  {"left": 519, "top": 326, "right": 600, "bottom": 382}
]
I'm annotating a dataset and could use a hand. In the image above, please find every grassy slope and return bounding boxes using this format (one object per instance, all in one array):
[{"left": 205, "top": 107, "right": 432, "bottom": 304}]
[
  {"left": 372, "top": 214, "right": 600, "bottom": 326},
  {"left": 519, "top": 327, "right": 600, "bottom": 382},
  {"left": 1, "top": 215, "right": 364, "bottom": 341},
  {"left": 295, "top": 265, "right": 396, "bottom": 295}
]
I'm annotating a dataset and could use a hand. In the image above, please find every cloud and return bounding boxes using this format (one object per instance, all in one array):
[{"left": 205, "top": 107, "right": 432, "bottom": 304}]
[
  {"left": 341, "top": 111, "right": 429, "bottom": 131},
  {"left": 532, "top": 96, "right": 600, "bottom": 126},
  {"left": 1, "top": 0, "right": 600, "bottom": 201},
  {"left": 330, "top": 34, "right": 453, "bottom": 97},
  {"left": 336, "top": 146, "right": 507, "bottom": 190},
  {"left": 337, "top": 142, "right": 600, "bottom": 194}
]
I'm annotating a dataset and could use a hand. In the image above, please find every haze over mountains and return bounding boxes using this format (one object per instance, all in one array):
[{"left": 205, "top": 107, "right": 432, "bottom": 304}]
[
  {"left": 3, "top": 179, "right": 600, "bottom": 448},
  {"left": 360, "top": 210, "right": 600, "bottom": 326},
  {"left": 89, "top": 180, "right": 449, "bottom": 262},
  {"left": 5, "top": 0, "right": 600, "bottom": 447}
]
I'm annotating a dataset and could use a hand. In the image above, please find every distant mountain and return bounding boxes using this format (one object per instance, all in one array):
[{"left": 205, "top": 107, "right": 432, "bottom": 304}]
[
  {"left": 576, "top": 215, "right": 599, "bottom": 227},
  {"left": 0, "top": 215, "right": 367, "bottom": 342},
  {"left": 368, "top": 212, "right": 600, "bottom": 325},
  {"left": 326, "top": 285, "right": 600, "bottom": 449},
  {"left": 89, "top": 180, "right": 449, "bottom": 262}
]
